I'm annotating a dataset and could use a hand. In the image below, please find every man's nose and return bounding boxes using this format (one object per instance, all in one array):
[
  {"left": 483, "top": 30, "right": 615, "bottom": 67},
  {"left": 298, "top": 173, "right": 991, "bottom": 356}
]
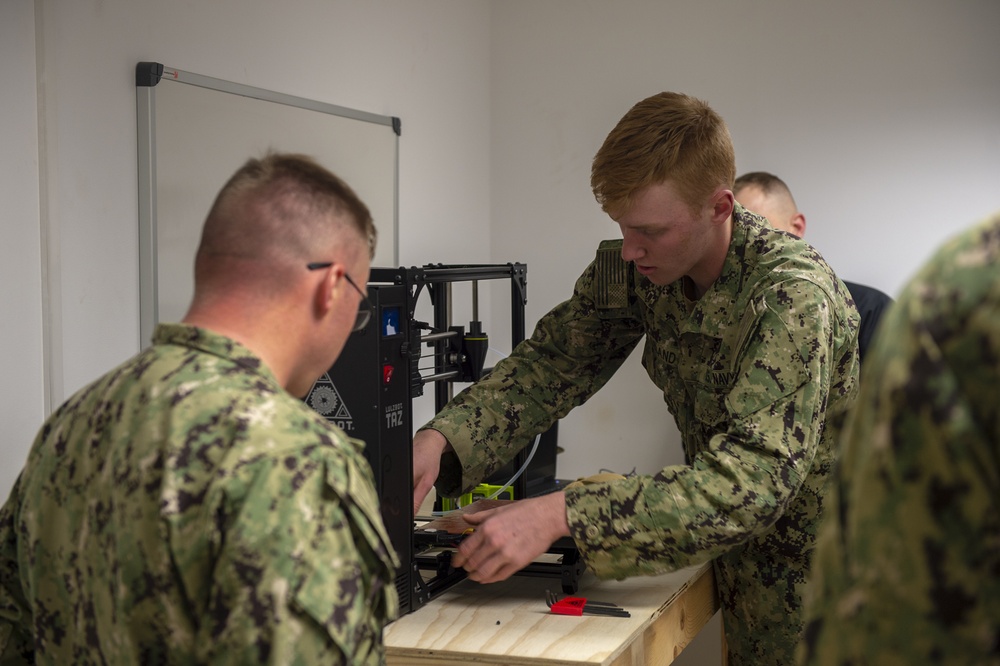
[{"left": 620, "top": 233, "right": 644, "bottom": 262}]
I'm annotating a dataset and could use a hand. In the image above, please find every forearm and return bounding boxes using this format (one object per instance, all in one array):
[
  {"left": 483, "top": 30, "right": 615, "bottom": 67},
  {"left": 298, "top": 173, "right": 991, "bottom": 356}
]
[{"left": 567, "top": 395, "right": 829, "bottom": 578}]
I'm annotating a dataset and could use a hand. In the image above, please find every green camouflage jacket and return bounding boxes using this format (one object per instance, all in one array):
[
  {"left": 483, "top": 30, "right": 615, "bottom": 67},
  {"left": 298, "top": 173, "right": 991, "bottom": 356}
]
[
  {"left": 0, "top": 324, "right": 398, "bottom": 665},
  {"left": 800, "top": 214, "right": 1000, "bottom": 665},
  {"left": 427, "top": 204, "right": 859, "bottom": 664}
]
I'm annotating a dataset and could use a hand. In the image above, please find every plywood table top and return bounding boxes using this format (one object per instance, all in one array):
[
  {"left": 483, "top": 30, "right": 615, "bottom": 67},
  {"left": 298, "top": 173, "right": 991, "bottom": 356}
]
[{"left": 385, "top": 562, "right": 718, "bottom": 666}]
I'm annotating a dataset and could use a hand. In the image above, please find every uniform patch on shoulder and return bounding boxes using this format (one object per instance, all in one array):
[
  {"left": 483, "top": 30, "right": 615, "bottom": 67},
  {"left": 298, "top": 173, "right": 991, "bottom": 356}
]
[{"left": 595, "top": 240, "right": 636, "bottom": 317}]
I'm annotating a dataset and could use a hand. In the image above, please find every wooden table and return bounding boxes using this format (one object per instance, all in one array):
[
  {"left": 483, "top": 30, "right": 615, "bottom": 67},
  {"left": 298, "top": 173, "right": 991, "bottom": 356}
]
[{"left": 384, "top": 562, "right": 718, "bottom": 665}]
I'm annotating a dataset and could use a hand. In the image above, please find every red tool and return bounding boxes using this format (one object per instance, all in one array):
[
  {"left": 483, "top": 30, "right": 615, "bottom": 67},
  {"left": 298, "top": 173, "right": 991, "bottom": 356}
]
[{"left": 545, "top": 590, "right": 630, "bottom": 618}]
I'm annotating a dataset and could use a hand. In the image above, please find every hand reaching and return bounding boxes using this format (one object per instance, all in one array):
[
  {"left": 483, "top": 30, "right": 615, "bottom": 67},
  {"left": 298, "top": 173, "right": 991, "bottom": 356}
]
[
  {"left": 451, "top": 492, "right": 571, "bottom": 584},
  {"left": 412, "top": 429, "right": 448, "bottom": 516}
]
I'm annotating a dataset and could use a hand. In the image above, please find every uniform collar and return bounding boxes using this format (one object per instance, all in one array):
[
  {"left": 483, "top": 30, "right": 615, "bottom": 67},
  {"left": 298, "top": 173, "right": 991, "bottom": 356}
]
[{"left": 152, "top": 323, "right": 282, "bottom": 387}]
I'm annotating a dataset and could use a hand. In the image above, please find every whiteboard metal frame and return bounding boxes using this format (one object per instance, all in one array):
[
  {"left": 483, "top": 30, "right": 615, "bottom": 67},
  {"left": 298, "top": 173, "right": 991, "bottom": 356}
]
[{"left": 136, "top": 62, "right": 400, "bottom": 347}]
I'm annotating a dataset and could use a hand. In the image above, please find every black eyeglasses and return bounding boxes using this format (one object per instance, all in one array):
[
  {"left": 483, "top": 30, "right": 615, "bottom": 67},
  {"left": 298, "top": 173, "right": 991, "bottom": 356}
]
[{"left": 307, "top": 262, "right": 373, "bottom": 332}]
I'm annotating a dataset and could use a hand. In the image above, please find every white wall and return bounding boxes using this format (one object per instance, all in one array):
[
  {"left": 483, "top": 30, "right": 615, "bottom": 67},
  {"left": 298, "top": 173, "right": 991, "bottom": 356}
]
[{"left": 1, "top": 1, "right": 45, "bottom": 498}]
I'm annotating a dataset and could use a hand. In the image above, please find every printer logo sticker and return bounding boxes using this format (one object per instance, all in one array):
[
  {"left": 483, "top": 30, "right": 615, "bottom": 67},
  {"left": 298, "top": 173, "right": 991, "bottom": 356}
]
[{"left": 305, "top": 373, "right": 354, "bottom": 431}]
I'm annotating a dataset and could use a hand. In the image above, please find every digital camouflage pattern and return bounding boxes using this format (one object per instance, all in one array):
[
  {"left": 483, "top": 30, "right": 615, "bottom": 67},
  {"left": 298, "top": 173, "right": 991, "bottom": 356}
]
[
  {"left": 426, "top": 204, "right": 859, "bottom": 665},
  {"left": 0, "top": 324, "right": 398, "bottom": 665},
  {"left": 799, "top": 214, "right": 1000, "bottom": 665}
]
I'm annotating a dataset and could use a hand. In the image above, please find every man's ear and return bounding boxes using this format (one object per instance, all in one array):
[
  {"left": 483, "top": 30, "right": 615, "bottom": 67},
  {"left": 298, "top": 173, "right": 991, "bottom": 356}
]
[
  {"left": 790, "top": 213, "right": 807, "bottom": 238},
  {"left": 312, "top": 263, "right": 344, "bottom": 318},
  {"left": 710, "top": 188, "right": 735, "bottom": 224}
]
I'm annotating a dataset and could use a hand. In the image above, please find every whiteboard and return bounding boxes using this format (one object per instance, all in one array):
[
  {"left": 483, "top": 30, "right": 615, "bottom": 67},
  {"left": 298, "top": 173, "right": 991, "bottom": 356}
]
[{"left": 136, "top": 62, "right": 399, "bottom": 347}]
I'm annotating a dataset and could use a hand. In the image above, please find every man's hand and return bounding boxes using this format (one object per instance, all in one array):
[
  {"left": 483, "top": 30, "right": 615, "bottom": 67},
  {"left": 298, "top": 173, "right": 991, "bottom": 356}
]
[
  {"left": 412, "top": 429, "right": 449, "bottom": 516},
  {"left": 451, "top": 492, "right": 571, "bottom": 584}
]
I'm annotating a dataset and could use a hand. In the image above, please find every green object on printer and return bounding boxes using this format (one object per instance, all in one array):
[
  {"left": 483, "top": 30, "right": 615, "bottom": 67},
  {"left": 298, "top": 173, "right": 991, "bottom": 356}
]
[{"left": 441, "top": 483, "right": 514, "bottom": 511}]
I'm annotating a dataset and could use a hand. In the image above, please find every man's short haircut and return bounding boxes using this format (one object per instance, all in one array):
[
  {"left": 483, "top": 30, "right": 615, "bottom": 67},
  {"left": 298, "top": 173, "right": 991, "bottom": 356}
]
[
  {"left": 198, "top": 152, "right": 377, "bottom": 270},
  {"left": 733, "top": 171, "right": 793, "bottom": 200},
  {"left": 591, "top": 92, "right": 736, "bottom": 217}
]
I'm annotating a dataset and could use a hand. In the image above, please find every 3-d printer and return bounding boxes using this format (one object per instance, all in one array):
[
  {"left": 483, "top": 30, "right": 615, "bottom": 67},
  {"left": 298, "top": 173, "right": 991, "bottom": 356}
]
[{"left": 304, "top": 263, "right": 581, "bottom": 615}]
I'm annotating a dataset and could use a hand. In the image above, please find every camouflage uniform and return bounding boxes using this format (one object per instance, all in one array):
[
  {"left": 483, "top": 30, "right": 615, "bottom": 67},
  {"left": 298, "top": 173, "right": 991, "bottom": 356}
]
[
  {"left": 0, "top": 324, "right": 398, "bottom": 665},
  {"left": 426, "top": 204, "right": 859, "bottom": 665},
  {"left": 799, "top": 214, "right": 1000, "bottom": 665}
]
